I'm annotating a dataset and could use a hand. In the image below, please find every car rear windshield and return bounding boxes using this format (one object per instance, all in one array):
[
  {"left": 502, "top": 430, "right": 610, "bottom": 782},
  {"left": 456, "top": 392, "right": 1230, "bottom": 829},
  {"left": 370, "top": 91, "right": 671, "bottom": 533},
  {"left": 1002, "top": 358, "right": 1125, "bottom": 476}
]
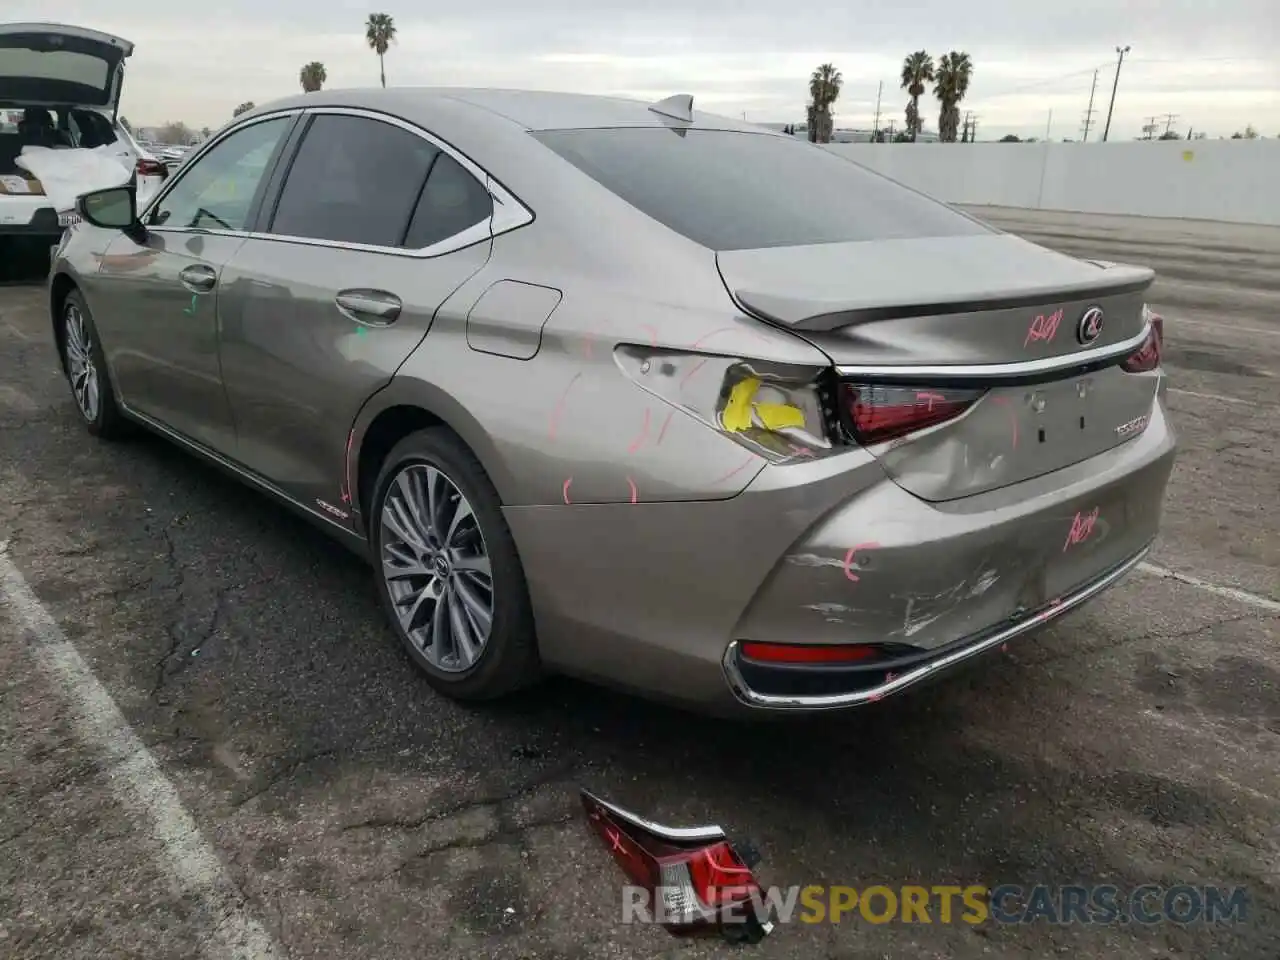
[{"left": 531, "top": 128, "right": 991, "bottom": 251}]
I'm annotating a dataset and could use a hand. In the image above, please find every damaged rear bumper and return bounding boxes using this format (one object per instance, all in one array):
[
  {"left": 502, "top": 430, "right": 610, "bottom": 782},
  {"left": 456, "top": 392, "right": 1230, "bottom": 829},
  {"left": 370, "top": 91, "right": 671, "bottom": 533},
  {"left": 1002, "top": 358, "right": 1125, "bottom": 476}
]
[
  {"left": 504, "top": 398, "right": 1175, "bottom": 717},
  {"left": 722, "top": 542, "right": 1151, "bottom": 710}
]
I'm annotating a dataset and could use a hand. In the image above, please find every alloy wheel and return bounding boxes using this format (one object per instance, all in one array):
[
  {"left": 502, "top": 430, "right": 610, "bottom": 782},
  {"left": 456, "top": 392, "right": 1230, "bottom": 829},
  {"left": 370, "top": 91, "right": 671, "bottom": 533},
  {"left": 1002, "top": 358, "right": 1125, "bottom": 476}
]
[
  {"left": 380, "top": 463, "right": 495, "bottom": 673},
  {"left": 64, "top": 303, "right": 101, "bottom": 423}
]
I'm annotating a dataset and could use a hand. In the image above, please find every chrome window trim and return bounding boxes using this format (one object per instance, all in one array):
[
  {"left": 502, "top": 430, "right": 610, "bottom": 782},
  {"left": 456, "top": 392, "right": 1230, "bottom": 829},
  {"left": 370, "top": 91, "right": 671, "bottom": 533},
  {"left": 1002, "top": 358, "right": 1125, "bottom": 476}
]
[
  {"left": 833, "top": 322, "right": 1152, "bottom": 381},
  {"left": 143, "top": 105, "right": 534, "bottom": 260}
]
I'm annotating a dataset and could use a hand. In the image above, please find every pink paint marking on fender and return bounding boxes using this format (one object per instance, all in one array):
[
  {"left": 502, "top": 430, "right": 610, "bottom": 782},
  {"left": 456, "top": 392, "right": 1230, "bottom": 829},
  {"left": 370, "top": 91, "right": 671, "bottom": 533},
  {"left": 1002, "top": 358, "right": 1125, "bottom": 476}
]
[
  {"left": 640, "top": 324, "right": 659, "bottom": 348},
  {"left": 710, "top": 455, "right": 757, "bottom": 485},
  {"left": 627, "top": 408, "right": 651, "bottom": 453},
  {"left": 680, "top": 357, "right": 710, "bottom": 390},
  {"left": 842, "top": 542, "right": 881, "bottom": 582},
  {"left": 626, "top": 476, "right": 638, "bottom": 504},
  {"left": 562, "top": 478, "right": 573, "bottom": 505}
]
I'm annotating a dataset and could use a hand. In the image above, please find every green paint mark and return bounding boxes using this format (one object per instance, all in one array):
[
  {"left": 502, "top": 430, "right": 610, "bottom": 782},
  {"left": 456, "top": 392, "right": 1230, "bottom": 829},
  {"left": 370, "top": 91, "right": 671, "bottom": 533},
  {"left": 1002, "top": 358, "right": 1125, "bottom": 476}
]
[
  {"left": 183, "top": 294, "right": 198, "bottom": 316},
  {"left": 354, "top": 326, "right": 367, "bottom": 337}
]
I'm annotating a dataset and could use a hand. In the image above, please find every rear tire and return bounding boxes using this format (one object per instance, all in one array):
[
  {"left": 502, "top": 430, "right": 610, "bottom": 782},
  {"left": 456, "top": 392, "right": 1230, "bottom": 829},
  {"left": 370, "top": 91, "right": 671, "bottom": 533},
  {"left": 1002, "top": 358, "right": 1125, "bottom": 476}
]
[
  {"left": 370, "top": 427, "right": 540, "bottom": 701},
  {"left": 59, "top": 290, "right": 130, "bottom": 439}
]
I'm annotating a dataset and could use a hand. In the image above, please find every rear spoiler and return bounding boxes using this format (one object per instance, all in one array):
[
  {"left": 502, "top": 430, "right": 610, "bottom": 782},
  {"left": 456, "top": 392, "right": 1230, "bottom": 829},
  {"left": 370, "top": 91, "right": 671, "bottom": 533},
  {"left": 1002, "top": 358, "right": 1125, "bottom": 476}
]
[{"left": 736, "top": 269, "right": 1155, "bottom": 333}]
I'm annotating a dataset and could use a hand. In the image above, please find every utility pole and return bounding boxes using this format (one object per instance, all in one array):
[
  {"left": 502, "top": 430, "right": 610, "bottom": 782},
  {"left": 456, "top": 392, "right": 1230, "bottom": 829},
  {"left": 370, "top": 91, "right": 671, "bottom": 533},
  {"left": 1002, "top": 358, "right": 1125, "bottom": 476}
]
[
  {"left": 1142, "top": 115, "right": 1159, "bottom": 140},
  {"left": 1081, "top": 69, "right": 1098, "bottom": 141},
  {"left": 970, "top": 114, "right": 979, "bottom": 141},
  {"left": 1160, "top": 113, "right": 1179, "bottom": 136},
  {"left": 1102, "top": 45, "right": 1130, "bottom": 142},
  {"left": 872, "top": 80, "right": 883, "bottom": 141},
  {"left": 1045, "top": 109, "right": 1053, "bottom": 141}
]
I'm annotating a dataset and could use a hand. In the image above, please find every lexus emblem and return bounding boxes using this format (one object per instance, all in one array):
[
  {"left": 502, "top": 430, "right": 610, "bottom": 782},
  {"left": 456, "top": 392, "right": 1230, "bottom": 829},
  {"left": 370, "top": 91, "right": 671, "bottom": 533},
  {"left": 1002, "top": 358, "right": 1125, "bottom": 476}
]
[{"left": 1077, "top": 306, "right": 1105, "bottom": 344}]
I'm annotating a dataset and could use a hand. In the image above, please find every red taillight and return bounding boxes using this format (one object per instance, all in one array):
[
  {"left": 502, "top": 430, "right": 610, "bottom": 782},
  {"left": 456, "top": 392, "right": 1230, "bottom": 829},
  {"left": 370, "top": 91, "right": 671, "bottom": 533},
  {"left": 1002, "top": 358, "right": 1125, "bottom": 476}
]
[
  {"left": 741, "top": 641, "right": 880, "bottom": 664},
  {"left": 1122, "top": 312, "right": 1164, "bottom": 373},
  {"left": 582, "top": 790, "right": 770, "bottom": 942},
  {"left": 136, "top": 158, "right": 167, "bottom": 179},
  {"left": 841, "top": 383, "right": 984, "bottom": 445}
]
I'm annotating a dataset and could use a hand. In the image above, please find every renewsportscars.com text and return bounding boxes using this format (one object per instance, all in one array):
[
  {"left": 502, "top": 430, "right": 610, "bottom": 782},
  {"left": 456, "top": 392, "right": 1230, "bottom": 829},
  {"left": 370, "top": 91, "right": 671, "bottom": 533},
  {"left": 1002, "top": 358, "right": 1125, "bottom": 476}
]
[{"left": 622, "top": 884, "right": 1250, "bottom": 926}]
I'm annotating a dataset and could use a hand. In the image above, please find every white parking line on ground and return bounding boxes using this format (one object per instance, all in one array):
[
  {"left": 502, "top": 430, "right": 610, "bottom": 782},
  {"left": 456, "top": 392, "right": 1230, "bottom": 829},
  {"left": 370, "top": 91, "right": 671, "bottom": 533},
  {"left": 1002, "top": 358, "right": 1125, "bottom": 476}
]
[
  {"left": 1168, "top": 388, "right": 1254, "bottom": 406},
  {"left": 0, "top": 542, "right": 283, "bottom": 960},
  {"left": 1137, "top": 561, "right": 1280, "bottom": 613}
]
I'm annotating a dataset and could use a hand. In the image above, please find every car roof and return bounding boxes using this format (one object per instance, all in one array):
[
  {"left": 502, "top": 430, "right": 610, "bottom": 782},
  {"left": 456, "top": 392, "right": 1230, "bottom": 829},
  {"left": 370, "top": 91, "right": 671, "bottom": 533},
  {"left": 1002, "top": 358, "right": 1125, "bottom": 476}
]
[{"left": 244, "top": 86, "right": 783, "bottom": 136}]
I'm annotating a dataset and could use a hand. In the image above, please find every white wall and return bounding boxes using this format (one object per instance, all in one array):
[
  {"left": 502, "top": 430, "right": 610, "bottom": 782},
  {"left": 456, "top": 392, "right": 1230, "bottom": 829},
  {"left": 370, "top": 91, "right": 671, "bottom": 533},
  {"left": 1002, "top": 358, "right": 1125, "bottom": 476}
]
[{"left": 824, "top": 140, "right": 1280, "bottom": 226}]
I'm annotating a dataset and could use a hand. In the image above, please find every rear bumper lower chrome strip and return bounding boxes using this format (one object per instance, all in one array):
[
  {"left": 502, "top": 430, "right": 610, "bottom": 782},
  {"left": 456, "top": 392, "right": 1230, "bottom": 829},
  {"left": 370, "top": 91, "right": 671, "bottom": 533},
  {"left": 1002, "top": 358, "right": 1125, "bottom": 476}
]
[
  {"left": 722, "top": 543, "right": 1152, "bottom": 710},
  {"left": 833, "top": 323, "right": 1151, "bottom": 382}
]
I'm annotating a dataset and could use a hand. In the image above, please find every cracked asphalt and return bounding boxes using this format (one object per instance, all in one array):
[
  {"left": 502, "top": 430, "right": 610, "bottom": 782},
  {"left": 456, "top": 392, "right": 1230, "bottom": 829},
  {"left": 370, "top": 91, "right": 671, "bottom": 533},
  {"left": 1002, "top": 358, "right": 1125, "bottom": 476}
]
[{"left": 2, "top": 209, "right": 1278, "bottom": 960}]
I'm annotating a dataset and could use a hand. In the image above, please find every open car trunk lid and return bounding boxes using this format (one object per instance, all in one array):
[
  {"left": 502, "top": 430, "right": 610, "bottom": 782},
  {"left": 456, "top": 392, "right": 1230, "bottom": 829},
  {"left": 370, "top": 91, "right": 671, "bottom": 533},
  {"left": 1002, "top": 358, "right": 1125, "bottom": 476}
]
[
  {"left": 716, "top": 235, "right": 1160, "bottom": 502},
  {"left": 0, "top": 23, "right": 132, "bottom": 112}
]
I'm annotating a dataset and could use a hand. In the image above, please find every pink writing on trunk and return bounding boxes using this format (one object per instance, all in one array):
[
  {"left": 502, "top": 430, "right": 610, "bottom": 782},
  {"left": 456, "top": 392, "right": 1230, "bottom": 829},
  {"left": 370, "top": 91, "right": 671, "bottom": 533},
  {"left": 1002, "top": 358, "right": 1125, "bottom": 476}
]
[
  {"left": 1062, "top": 507, "right": 1100, "bottom": 552},
  {"left": 1024, "top": 309, "right": 1064, "bottom": 347}
]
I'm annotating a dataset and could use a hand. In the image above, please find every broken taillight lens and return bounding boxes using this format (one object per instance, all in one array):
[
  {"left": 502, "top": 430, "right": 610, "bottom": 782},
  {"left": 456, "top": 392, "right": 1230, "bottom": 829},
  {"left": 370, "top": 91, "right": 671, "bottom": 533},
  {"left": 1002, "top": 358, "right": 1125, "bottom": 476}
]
[
  {"left": 581, "top": 790, "right": 771, "bottom": 942},
  {"left": 840, "top": 383, "right": 984, "bottom": 445},
  {"left": 1122, "top": 308, "right": 1164, "bottom": 373}
]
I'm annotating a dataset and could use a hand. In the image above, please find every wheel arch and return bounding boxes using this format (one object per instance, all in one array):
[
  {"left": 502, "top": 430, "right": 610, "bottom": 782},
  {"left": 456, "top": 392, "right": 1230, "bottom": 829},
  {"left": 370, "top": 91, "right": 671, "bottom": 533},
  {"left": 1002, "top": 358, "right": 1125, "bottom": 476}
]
[
  {"left": 352, "top": 377, "right": 517, "bottom": 534},
  {"left": 49, "top": 270, "right": 80, "bottom": 375}
]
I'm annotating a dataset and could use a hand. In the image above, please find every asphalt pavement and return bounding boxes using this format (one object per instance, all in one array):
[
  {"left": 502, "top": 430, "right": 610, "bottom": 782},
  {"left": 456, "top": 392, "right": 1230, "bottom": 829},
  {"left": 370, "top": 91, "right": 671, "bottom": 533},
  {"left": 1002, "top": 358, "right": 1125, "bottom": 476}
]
[{"left": 1, "top": 209, "right": 1278, "bottom": 959}]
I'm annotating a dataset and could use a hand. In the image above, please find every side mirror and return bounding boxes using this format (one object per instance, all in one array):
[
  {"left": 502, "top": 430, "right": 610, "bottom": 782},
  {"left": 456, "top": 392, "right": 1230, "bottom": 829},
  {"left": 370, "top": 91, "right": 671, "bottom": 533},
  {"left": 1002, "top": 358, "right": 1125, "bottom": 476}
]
[{"left": 76, "top": 184, "right": 146, "bottom": 243}]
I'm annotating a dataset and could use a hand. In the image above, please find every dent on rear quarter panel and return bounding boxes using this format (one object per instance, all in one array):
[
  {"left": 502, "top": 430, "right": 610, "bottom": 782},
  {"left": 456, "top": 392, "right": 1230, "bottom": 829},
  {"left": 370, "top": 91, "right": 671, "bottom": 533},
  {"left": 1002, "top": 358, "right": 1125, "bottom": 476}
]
[{"left": 388, "top": 237, "right": 833, "bottom": 506}]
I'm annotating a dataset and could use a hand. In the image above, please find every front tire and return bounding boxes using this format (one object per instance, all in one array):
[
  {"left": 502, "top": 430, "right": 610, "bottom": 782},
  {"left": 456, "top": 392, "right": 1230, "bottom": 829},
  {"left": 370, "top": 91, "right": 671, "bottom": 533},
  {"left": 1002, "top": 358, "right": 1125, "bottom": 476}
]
[
  {"left": 60, "top": 290, "right": 129, "bottom": 439},
  {"left": 370, "top": 427, "right": 540, "bottom": 701}
]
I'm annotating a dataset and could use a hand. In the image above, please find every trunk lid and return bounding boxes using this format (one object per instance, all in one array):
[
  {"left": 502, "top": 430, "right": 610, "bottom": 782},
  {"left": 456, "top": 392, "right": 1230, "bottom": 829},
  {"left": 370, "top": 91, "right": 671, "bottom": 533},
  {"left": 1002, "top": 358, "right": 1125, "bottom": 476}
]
[
  {"left": 0, "top": 23, "right": 133, "bottom": 112},
  {"left": 716, "top": 234, "right": 1160, "bottom": 502}
]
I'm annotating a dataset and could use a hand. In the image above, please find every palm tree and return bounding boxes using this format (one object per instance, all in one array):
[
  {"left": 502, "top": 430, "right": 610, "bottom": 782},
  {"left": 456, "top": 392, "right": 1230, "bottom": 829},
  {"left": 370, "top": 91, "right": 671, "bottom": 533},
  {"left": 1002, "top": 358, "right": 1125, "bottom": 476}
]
[
  {"left": 900, "top": 51, "right": 934, "bottom": 141},
  {"left": 933, "top": 51, "right": 973, "bottom": 142},
  {"left": 807, "top": 63, "right": 843, "bottom": 143},
  {"left": 365, "top": 13, "right": 397, "bottom": 88},
  {"left": 300, "top": 61, "right": 327, "bottom": 93}
]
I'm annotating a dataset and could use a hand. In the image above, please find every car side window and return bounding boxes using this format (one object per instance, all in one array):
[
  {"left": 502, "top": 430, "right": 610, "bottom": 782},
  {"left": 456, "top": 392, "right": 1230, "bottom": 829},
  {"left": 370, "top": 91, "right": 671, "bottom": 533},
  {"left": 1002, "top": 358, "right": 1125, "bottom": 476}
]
[
  {"left": 402, "top": 153, "right": 494, "bottom": 249},
  {"left": 267, "top": 115, "right": 440, "bottom": 247},
  {"left": 147, "top": 117, "right": 291, "bottom": 231}
]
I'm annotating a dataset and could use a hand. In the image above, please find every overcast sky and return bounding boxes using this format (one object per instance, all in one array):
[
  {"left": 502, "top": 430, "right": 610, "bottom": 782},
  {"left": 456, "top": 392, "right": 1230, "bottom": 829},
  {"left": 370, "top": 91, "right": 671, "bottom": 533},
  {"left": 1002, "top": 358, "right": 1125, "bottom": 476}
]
[{"left": 9, "top": 0, "right": 1279, "bottom": 140}]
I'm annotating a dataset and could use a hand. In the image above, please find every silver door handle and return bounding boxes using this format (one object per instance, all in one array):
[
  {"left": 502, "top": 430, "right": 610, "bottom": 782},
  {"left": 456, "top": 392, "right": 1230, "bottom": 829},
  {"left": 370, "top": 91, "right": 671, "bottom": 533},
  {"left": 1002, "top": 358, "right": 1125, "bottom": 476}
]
[
  {"left": 179, "top": 264, "right": 217, "bottom": 293},
  {"left": 335, "top": 290, "right": 402, "bottom": 325}
]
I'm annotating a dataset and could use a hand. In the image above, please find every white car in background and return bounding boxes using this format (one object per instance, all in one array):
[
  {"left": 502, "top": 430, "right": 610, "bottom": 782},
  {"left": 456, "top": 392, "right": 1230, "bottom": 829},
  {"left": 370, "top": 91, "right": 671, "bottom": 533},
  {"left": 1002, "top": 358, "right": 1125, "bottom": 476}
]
[{"left": 1, "top": 23, "right": 165, "bottom": 244}]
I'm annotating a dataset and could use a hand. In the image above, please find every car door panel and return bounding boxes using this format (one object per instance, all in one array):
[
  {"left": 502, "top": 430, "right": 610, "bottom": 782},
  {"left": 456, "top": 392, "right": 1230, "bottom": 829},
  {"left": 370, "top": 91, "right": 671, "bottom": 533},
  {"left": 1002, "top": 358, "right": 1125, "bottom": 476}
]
[
  {"left": 214, "top": 110, "right": 499, "bottom": 521},
  {"left": 84, "top": 113, "right": 295, "bottom": 455},
  {"left": 91, "top": 229, "right": 247, "bottom": 453},
  {"left": 217, "top": 239, "right": 492, "bottom": 517}
]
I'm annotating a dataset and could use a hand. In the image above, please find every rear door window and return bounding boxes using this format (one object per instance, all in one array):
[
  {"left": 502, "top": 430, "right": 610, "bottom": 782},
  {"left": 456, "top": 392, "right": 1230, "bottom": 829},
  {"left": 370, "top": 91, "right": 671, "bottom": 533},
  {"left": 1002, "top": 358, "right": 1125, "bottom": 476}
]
[
  {"left": 267, "top": 114, "right": 439, "bottom": 248},
  {"left": 402, "top": 152, "right": 493, "bottom": 249},
  {"left": 532, "top": 128, "right": 991, "bottom": 251}
]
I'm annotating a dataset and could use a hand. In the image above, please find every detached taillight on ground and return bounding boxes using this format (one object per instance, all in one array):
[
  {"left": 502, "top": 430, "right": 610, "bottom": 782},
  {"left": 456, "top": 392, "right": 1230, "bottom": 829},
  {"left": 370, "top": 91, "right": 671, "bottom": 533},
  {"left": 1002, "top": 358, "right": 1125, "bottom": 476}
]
[
  {"left": 1122, "top": 309, "right": 1164, "bottom": 373},
  {"left": 136, "top": 158, "right": 168, "bottom": 179},
  {"left": 581, "top": 789, "right": 772, "bottom": 943},
  {"left": 840, "top": 383, "right": 984, "bottom": 445}
]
